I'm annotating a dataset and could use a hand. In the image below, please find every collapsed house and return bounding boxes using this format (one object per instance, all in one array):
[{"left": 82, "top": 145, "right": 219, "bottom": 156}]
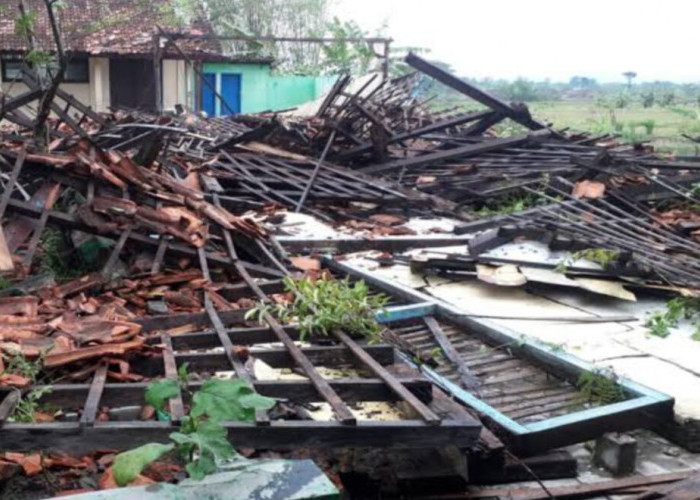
[{"left": 1, "top": 17, "right": 700, "bottom": 498}]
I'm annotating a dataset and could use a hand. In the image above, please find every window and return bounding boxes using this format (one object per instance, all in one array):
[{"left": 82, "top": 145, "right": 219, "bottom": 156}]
[
  {"left": 1, "top": 55, "right": 89, "bottom": 83},
  {"left": 63, "top": 58, "right": 89, "bottom": 83},
  {"left": 1, "top": 55, "right": 22, "bottom": 82}
]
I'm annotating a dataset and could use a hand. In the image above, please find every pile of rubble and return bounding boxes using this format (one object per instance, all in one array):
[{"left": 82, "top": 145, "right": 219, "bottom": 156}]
[{"left": 2, "top": 55, "right": 700, "bottom": 498}]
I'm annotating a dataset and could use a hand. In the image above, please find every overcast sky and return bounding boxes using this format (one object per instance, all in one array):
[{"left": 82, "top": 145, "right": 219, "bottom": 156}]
[{"left": 332, "top": 0, "right": 698, "bottom": 83}]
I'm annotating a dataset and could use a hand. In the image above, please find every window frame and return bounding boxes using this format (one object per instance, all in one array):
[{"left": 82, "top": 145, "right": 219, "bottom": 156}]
[
  {"left": 1, "top": 55, "right": 90, "bottom": 84},
  {"left": 1, "top": 55, "right": 23, "bottom": 83}
]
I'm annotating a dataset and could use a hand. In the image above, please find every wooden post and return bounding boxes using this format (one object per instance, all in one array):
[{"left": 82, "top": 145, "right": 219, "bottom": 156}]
[
  {"left": 382, "top": 39, "right": 392, "bottom": 82},
  {"left": 153, "top": 34, "right": 163, "bottom": 113}
]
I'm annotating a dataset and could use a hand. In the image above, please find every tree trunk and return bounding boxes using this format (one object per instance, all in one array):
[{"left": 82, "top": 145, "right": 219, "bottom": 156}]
[{"left": 32, "top": 0, "right": 67, "bottom": 151}]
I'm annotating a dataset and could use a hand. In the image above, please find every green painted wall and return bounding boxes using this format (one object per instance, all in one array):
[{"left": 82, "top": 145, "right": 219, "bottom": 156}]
[{"left": 202, "top": 62, "right": 335, "bottom": 114}]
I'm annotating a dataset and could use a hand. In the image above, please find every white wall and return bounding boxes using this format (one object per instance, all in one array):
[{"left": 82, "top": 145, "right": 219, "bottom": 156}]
[
  {"left": 162, "top": 59, "right": 191, "bottom": 111},
  {"left": 1, "top": 56, "right": 192, "bottom": 117},
  {"left": 90, "top": 57, "right": 110, "bottom": 112},
  {"left": 0, "top": 58, "right": 94, "bottom": 118}
]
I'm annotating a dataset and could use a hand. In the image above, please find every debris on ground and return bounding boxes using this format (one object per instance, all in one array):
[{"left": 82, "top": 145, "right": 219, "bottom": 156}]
[{"left": 2, "top": 54, "right": 700, "bottom": 498}]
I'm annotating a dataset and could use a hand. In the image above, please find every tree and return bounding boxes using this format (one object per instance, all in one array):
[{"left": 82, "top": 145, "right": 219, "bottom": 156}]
[
  {"left": 321, "top": 17, "right": 375, "bottom": 75},
  {"left": 205, "top": 0, "right": 332, "bottom": 74},
  {"left": 660, "top": 90, "right": 675, "bottom": 107},
  {"left": 569, "top": 76, "right": 597, "bottom": 89},
  {"left": 16, "top": 0, "right": 67, "bottom": 150},
  {"left": 622, "top": 71, "right": 637, "bottom": 91},
  {"left": 641, "top": 90, "right": 655, "bottom": 108}
]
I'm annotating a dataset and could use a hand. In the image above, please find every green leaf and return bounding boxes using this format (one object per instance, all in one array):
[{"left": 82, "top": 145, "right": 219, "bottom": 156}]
[
  {"left": 177, "top": 363, "right": 190, "bottom": 386},
  {"left": 170, "top": 421, "right": 236, "bottom": 480},
  {"left": 190, "top": 379, "right": 276, "bottom": 423},
  {"left": 112, "top": 442, "right": 174, "bottom": 486},
  {"left": 145, "top": 379, "right": 180, "bottom": 412}
]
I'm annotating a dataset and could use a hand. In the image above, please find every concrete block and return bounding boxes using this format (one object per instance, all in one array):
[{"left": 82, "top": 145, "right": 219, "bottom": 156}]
[{"left": 594, "top": 433, "right": 637, "bottom": 476}]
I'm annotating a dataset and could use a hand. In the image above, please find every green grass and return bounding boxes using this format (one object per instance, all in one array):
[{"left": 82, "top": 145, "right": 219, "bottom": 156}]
[
  {"left": 530, "top": 101, "right": 700, "bottom": 156},
  {"left": 429, "top": 95, "right": 700, "bottom": 156}
]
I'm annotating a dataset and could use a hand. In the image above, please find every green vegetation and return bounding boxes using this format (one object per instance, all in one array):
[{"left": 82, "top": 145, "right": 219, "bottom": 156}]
[
  {"left": 112, "top": 377, "right": 276, "bottom": 486},
  {"left": 38, "top": 228, "right": 84, "bottom": 281},
  {"left": 529, "top": 101, "right": 700, "bottom": 156},
  {"left": 555, "top": 248, "right": 620, "bottom": 274},
  {"left": 572, "top": 248, "right": 621, "bottom": 268},
  {"left": 3, "top": 351, "right": 43, "bottom": 382},
  {"left": 0, "top": 275, "right": 11, "bottom": 290},
  {"left": 577, "top": 369, "right": 626, "bottom": 406},
  {"left": 10, "top": 386, "right": 54, "bottom": 423},
  {"left": 471, "top": 192, "right": 543, "bottom": 217},
  {"left": 247, "top": 276, "right": 389, "bottom": 343},
  {"left": 422, "top": 73, "right": 700, "bottom": 156},
  {"left": 3, "top": 352, "right": 54, "bottom": 423},
  {"left": 645, "top": 297, "right": 700, "bottom": 339}
]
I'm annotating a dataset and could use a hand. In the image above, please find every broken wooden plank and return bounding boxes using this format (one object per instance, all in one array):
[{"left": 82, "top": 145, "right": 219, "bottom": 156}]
[
  {"left": 405, "top": 52, "right": 551, "bottom": 132},
  {"left": 361, "top": 130, "right": 551, "bottom": 175},
  {"left": 335, "top": 330, "right": 441, "bottom": 425},
  {"left": 423, "top": 316, "right": 480, "bottom": 392},
  {"left": 80, "top": 364, "right": 108, "bottom": 427},
  {"left": 465, "top": 471, "right": 693, "bottom": 499}
]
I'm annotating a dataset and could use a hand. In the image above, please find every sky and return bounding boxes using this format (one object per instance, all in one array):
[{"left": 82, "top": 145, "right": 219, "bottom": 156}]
[{"left": 332, "top": 0, "right": 699, "bottom": 83}]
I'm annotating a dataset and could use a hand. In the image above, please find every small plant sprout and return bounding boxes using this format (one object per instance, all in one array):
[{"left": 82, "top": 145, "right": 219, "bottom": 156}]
[
  {"left": 577, "top": 368, "right": 626, "bottom": 406},
  {"left": 645, "top": 296, "right": 700, "bottom": 339},
  {"left": 2, "top": 351, "right": 54, "bottom": 423}
]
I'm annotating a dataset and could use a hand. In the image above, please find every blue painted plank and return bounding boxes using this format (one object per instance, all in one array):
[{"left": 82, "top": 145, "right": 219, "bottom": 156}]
[
  {"left": 524, "top": 396, "right": 665, "bottom": 433},
  {"left": 325, "top": 257, "right": 677, "bottom": 448},
  {"left": 377, "top": 303, "right": 435, "bottom": 323},
  {"left": 395, "top": 352, "right": 529, "bottom": 435}
]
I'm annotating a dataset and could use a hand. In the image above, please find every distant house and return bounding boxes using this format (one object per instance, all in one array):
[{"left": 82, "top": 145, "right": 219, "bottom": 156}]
[
  {"left": 201, "top": 61, "right": 336, "bottom": 115},
  {"left": 0, "top": 0, "right": 226, "bottom": 112},
  {"left": 0, "top": 0, "right": 335, "bottom": 116}
]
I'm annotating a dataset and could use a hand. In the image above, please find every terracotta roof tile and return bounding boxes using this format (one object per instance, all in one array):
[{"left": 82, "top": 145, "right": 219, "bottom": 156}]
[{"left": 0, "top": 0, "right": 222, "bottom": 58}]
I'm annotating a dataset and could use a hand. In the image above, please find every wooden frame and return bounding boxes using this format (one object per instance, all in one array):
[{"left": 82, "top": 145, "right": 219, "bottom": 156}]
[
  {"left": 325, "top": 257, "right": 675, "bottom": 455},
  {"left": 0, "top": 308, "right": 480, "bottom": 451}
]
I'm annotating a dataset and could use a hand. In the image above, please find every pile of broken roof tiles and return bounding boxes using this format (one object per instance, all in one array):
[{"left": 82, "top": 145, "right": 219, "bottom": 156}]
[{"left": 2, "top": 54, "right": 700, "bottom": 499}]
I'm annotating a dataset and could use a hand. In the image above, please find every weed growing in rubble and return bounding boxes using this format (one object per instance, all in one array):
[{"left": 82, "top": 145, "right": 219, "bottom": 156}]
[
  {"left": 0, "top": 276, "right": 10, "bottom": 290},
  {"left": 38, "top": 228, "right": 84, "bottom": 281},
  {"left": 4, "top": 352, "right": 54, "bottom": 423},
  {"left": 4, "top": 352, "right": 43, "bottom": 382},
  {"left": 112, "top": 377, "right": 276, "bottom": 486},
  {"left": 555, "top": 248, "right": 621, "bottom": 274},
  {"left": 10, "top": 386, "right": 54, "bottom": 423},
  {"left": 577, "top": 369, "right": 626, "bottom": 406},
  {"left": 645, "top": 297, "right": 700, "bottom": 339},
  {"left": 246, "top": 276, "right": 389, "bottom": 343},
  {"left": 472, "top": 193, "right": 543, "bottom": 217}
]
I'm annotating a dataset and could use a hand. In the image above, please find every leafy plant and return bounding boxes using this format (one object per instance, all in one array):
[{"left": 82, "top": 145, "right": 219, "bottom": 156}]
[
  {"left": 429, "top": 347, "right": 444, "bottom": 362},
  {"left": 0, "top": 275, "right": 11, "bottom": 290},
  {"left": 646, "top": 311, "right": 674, "bottom": 338},
  {"left": 112, "top": 378, "right": 275, "bottom": 486},
  {"left": 9, "top": 386, "right": 54, "bottom": 423},
  {"left": 645, "top": 297, "right": 700, "bottom": 339},
  {"left": 322, "top": 17, "right": 375, "bottom": 75},
  {"left": 556, "top": 247, "right": 620, "bottom": 274},
  {"left": 577, "top": 369, "right": 625, "bottom": 405},
  {"left": 572, "top": 248, "right": 620, "bottom": 268},
  {"left": 3, "top": 352, "right": 54, "bottom": 423},
  {"left": 246, "top": 276, "right": 389, "bottom": 343},
  {"left": 692, "top": 325, "right": 700, "bottom": 342},
  {"left": 3, "top": 351, "right": 43, "bottom": 382}
]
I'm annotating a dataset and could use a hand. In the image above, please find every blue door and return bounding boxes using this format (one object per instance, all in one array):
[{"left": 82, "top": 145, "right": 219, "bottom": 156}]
[
  {"left": 201, "top": 73, "right": 216, "bottom": 116},
  {"left": 220, "top": 74, "right": 242, "bottom": 115}
]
